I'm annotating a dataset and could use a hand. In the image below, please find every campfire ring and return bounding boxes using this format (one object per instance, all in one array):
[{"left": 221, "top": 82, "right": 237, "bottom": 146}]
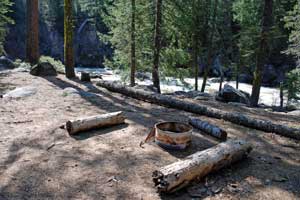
[{"left": 154, "top": 121, "right": 193, "bottom": 150}]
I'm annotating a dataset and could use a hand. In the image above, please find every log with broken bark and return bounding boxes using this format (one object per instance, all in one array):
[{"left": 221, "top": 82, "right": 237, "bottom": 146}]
[
  {"left": 153, "top": 139, "right": 252, "bottom": 193},
  {"left": 96, "top": 80, "right": 300, "bottom": 140},
  {"left": 66, "top": 111, "right": 125, "bottom": 135},
  {"left": 189, "top": 117, "right": 227, "bottom": 140}
]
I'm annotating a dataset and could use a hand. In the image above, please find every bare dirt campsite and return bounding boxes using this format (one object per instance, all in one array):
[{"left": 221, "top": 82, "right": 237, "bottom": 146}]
[{"left": 1, "top": 70, "right": 300, "bottom": 200}]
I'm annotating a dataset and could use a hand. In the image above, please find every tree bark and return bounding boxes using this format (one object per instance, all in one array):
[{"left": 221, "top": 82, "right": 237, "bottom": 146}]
[
  {"left": 250, "top": 0, "right": 273, "bottom": 107},
  {"left": 153, "top": 139, "right": 252, "bottom": 193},
  {"left": 189, "top": 117, "right": 227, "bottom": 140},
  {"left": 66, "top": 111, "right": 125, "bottom": 135},
  {"left": 280, "top": 82, "right": 284, "bottom": 108},
  {"left": 97, "top": 80, "right": 300, "bottom": 140},
  {"left": 130, "top": 0, "right": 136, "bottom": 87},
  {"left": 152, "top": 0, "right": 162, "bottom": 93},
  {"left": 26, "top": 0, "right": 39, "bottom": 64},
  {"left": 64, "top": 0, "right": 76, "bottom": 78},
  {"left": 192, "top": 33, "right": 199, "bottom": 91}
]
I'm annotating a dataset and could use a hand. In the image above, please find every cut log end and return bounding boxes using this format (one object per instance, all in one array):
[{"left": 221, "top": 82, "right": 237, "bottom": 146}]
[
  {"left": 152, "top": 139, "right": 252, "bottom": 193},
  {"left": 66, "top": 111, "right": 125, "bottom": 135},
  {"left": 189, "top": 117, "right": 227, "bottom": 141}
]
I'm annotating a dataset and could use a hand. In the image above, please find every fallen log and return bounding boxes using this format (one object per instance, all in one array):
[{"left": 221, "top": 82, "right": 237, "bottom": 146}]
[
  {"left": 153, "top": 139, "right": 252, "bottom": 193},
  {"left": 66, "top": 111, "right": 125, "bottom": 135},
  {"left": 96, "top": 80, "right": 300, "bottom": 140},
  {"left": 189, "top": 117, "right": 227, "bottom": 140}
]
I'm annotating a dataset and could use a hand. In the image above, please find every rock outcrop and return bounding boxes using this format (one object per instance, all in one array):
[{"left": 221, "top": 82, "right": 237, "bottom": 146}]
[
  {"left": 4, "top": 0, "right": 111, "bottom": 67},
  {"left": 0, "top": 56, "right": 15, "bottom": 70},
  {"left": 217, "top": 84, "right": 250, "bottom": 105},
  {"left": 30, "top": 62, "right": 57, "bottom": 76}
]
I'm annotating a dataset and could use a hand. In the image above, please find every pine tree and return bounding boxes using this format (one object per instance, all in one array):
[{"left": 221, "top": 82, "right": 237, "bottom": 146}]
[
  {"left": 26, "top": 0, "right": 39, "bottom": 64},
  {"left": 130, "top": 0, "right": 136, "bottom": 87},
  {"left": 0, "top": 0, "right": 13, "bottom": 54},
  {"left": 250, "top": 0, "right": 273, "bottom": 107},
  {"left": 201, "top": 0, "right": 219, "bottom": 93},
  {"left": 152, "top": 0, "right": 162, "bottom": 93},
  {"left": 64, "top": 0, "right": 76, "bottom": 78},
  {"left": 284, "top": 1, "right": 300, "bottom": 66}
]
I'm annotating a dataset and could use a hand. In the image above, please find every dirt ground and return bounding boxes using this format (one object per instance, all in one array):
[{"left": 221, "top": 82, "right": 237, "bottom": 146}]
[{"left": 0, "top": 71, "right": 300, "bottom": 200}]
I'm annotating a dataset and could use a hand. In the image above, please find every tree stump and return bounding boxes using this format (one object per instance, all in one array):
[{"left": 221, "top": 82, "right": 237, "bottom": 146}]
[{"left": 81, "top": 72, "right": 91, "bottom": 82}]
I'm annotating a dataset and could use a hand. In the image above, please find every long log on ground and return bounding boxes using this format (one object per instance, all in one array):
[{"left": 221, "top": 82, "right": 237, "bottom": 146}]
[
  {"left": 189, "top": 117, "right": 227, "bottom": 140},
  {"left": 96, "top": 80, "right": 300, "bottom": 140},
  {"left": 153, "top": 139, "right": 252, "bottom": 193},
  {"left": 66, "top": 111, "right": 125, "bottom": 134}
]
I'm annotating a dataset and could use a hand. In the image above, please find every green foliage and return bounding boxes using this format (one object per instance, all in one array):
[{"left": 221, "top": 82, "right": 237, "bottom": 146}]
[
  {"left": 39, "top": 56, "right": 66, "bottom": 74},
  {"left": 233, "top": 0, "right": 262, "bottom": 65},
  {"left": 285, "top": 68, "right": 300, "bottom": 101},
  {"left": 102, "top": 0, "right": 202, "bottom": 79},
  {"left": 284, "top": 1, "right": 300, "bottom": 65},
  {"left": 0, "top": 0, "right": 13, "bottom": 54},
  {"left": 101, "top": 0, "right": 153, "bottom": 72}
]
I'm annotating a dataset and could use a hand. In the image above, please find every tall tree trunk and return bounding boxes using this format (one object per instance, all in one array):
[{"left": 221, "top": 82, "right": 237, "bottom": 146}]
[
  {"left": 250, "top": 0, "right": 273, "bottom": 107},
  {"left": 219, "top": 65, "right": 224, "bottom": 92},
  {"left": 26, "top": 0, "right": 39, "bottom": 64},
  {"left": 130, "top": 0, "right": 136, "bottom": 87},
  {"left": 152, "top": 0, "right": 162, "bottom": 94},
  {"left": 236, "top": 56, "right": 241, "bottom": 89},
  {"left": 192, "top": 33, "right": 198, "bottom": 91},
  {"left": 64, "top": 0, "right": 76, "bottom": 78},
  {"left": 201, "top": 0, "right": 218, "bottom": 92}
]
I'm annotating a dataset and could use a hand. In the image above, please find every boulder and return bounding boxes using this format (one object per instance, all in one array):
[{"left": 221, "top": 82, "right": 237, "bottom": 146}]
[
  {"left": 30, "top": 62, "right": 57, "bottom": 76},
  {"left": 136, "top": 72, "right": 151, "bottom": 81},
  {"left": 0, "top": 56, "right": 15, "bottom": 70},
  {"left": 12, "top": 62, "right": 31, "bottom": 72},
  {"left": 286, "top": 100, "right": 300, "bottom": 111},
  {"left": 238, "top": 73, "right": 253, "bottom": 84},
  {"left": 217, "top": 84, "right": 250, "bottom": 105},
  {"left": 262, "top": 64, "right": 277, "bottom": 86},
  {"left": 210, "top": 78, "right": 221, "bottom": 83},
  {"left": 3, "top": 86, "right": 37, "bottom": 99}
]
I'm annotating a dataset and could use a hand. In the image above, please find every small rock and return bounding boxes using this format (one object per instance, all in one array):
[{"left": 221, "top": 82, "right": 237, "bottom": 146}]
[
  {"left": 210, "top": 78, "right": 221, "bottom": 83},
  {"left": 136, "top": 72, "right": 151, "bottom": 81},
  {"left": 0, "top": 56, "right": 15, "bottom": 70},
  {"left": 3, "top": 86, "right": 37, "bottom": 99},
  {"left": 211, "top": 185, "right": 222, "bottom": 194},
  {"left": 63, "top": 87, "right": 80, "bottom": 96},
  {"left": 272, "top": 175, "right": 288, "bottom": 182},
  {"left": 188, "top": 186, "right": 207, "bottom": 197},
  {"left": 265, "top": 179, "right": 272, "bottom": 185}
]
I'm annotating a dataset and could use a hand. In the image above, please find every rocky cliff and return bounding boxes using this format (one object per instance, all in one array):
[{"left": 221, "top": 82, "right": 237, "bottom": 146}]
[{"left": 4, "top": 0, "right": 111, "bottom": 67}]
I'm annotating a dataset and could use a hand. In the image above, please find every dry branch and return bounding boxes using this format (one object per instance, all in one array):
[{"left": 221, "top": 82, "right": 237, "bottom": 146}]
[
  {"left": 153, "top": 139, "right": 252, "bottom": 193},
  {"left": 66, "top": 111, "right": 125, "bottom": 134},
  {"left": 96, "top": 80, "right": 300, "bottom": 140}
]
